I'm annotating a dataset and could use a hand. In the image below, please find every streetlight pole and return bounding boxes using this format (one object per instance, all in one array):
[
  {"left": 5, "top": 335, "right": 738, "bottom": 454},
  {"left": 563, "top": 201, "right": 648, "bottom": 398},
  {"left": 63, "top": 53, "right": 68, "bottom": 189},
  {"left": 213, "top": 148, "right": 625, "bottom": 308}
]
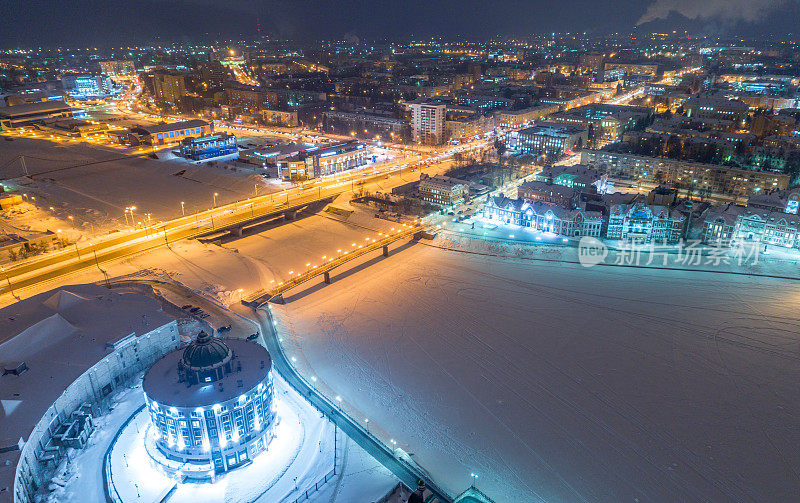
[
  {"left": 1, "top": 267, "right": 14, "bottom": 297},
  {"left": 180, "top": 201, "right": 185, "bottom": 217}
]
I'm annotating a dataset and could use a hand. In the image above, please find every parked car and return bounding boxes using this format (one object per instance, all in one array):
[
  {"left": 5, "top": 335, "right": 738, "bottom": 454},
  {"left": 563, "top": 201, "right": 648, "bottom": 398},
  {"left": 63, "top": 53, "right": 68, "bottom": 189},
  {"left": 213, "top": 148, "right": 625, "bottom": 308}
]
[
  {"left": 181, "top": 304, "right": 192, "bottom": 310},
  {"left": 189, "top": 307, "right": 201, "bottom": 313},
  {"left": 246, "top": 333, "right": 259, "bottom": 341},
  {"left": 217, "top": 324, "right": 232, "bottom": 333}
]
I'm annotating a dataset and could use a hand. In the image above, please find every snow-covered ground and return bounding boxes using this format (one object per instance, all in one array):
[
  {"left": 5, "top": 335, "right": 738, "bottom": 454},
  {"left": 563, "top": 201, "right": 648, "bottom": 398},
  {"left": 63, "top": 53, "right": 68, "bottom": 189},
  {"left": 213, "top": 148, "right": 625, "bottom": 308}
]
[
  {"left": 47, "top": 373, "right": 397, "bottom": 503},
  {"left": 0, "top": 137, "right": 282, "bottom": 234},
  {"left": 272, "top": 241, "right": 800, "bottom": 503}
]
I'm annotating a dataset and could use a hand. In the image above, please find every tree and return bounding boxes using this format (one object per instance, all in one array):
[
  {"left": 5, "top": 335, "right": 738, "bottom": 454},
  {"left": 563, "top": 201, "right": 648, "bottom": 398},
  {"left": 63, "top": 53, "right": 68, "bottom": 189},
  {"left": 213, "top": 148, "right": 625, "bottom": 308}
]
[{"left": 494, "top": 139, "right": 507, "bottom": 157}]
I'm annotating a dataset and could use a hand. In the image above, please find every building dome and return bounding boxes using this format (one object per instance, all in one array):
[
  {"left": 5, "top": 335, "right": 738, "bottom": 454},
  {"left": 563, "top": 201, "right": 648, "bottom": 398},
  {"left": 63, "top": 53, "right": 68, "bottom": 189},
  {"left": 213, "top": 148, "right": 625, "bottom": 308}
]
[{"left": 181, "top": 331, "right": 232, "bottom": 370}]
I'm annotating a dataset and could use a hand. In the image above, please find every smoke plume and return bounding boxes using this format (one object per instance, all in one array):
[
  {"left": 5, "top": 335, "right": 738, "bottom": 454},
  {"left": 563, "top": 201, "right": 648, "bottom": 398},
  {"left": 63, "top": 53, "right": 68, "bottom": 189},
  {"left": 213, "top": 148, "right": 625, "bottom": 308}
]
[{"left": 637, "top": 0, "right": 794, "bottom": 25}]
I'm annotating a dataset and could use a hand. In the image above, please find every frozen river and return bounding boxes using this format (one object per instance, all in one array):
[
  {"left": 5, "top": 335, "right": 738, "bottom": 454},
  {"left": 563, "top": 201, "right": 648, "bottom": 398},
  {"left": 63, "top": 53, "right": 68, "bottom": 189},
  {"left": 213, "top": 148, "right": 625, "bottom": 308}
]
[{"left": 274, "top": 243, "right": 800, "bottom": 502}]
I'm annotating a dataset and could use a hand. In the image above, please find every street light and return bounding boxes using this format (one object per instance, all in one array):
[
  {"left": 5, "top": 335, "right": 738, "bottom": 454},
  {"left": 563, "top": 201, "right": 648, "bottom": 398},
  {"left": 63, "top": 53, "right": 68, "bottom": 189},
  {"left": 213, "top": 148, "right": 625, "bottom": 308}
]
[
  {"left": 213, "top": 192, "right": 219, "bottom": 208},
  {"left": 180, "top": 201, "right": 185, "bottom": 216},
  {"left": 0, "top": 266, "right": 14, "bottom": 297}
]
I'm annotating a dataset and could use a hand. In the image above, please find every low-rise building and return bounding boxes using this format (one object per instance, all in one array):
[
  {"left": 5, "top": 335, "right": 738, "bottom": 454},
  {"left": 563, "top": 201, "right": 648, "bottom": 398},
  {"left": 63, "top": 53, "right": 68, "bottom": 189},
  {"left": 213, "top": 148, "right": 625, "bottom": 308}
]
[
  {"left": 445, "top": 107, "right": 495, "bottom": 142},
  {"left": 703, "top": 189, "right": 800, "bottom": 247},
  {"left": 494, "top": 104, "right": 560, "bottom": 129},
  {"left": 0, "top": 101, "right": 73, "bottom": 129},
  {"left": 36, "top": 118, "right": 108, "bottom": 138},
  {"left": 482, "top": 196, "right": 603, "bottom": 237},
  {"left": 509, "top": 122, "right": 588, "bottom": 157},
  {"left": 275, "top": 140, "right": 368, "bottom": 181},
  {"left": 262, "top": 108, "right": 299, "bottom": 127},
  {"left": 418, "top": 174, "right": 468, "bottom": 206},
  {"left": 517, "top": 180, "right": 580, "bottom": 207},
  {"left": 582, "top": 149, "right": 789, "bottom": 197},
  {"left": 546, "top": 103, "right": 653, "bottom": 146},
  {"left": 130, "top": 119, "right": 212, "bottom": 146},
  {"left": 684, "top": 96, "right": 749, "bottom": 124},
  {"left": 534, "top": 164, "right": 608, "bottom": 192},
  {"left": 606, "top": 197, "right": 685, "bottom": 243},
  {"left": 702, "top": 203, "right": 800, "bottom": 248},
  {"left": 179, "top": 132, "right": 238, "bottom": 161}
]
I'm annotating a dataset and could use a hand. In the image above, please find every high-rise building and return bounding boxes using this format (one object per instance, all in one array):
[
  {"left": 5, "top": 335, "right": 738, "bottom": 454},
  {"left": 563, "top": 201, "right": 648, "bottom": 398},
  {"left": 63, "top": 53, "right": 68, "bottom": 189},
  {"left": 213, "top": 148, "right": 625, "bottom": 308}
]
[
  {"left": 153, "top": 72, "right": 188, "bottom": 104},
  {"left": 410, "top": 101, "right": 446, "bottom": 145}
]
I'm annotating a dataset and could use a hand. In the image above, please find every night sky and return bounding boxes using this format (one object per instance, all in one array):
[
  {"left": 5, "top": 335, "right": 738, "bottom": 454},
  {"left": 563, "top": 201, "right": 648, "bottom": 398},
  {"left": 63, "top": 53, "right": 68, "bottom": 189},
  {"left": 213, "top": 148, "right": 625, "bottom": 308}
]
[{"left": 2, "top": 0, "right": 800, "bottom": 47}]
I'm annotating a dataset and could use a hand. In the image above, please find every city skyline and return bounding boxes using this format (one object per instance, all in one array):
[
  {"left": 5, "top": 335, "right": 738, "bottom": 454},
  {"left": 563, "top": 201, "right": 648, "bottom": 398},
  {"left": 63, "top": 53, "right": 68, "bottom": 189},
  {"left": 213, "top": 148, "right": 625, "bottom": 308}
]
[
  {"left": 3, "top": 0, "right": 800, "bottom": 47},
  {"left": 3, "top": 4, "right": 800, "bottom": 503}
]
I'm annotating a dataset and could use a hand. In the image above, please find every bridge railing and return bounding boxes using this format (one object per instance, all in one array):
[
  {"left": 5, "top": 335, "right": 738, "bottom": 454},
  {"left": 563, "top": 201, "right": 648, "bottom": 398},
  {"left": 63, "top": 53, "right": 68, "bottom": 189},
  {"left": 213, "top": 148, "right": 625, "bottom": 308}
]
[{"left": 243, "top": 225, "right": 421, "bottom": 306}]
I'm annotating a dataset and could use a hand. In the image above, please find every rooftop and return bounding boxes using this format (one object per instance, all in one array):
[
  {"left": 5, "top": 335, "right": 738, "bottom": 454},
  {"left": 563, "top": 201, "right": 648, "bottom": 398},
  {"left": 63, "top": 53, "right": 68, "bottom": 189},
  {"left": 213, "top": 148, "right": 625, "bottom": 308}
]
[
  {"left": 137, "top": 119, "right": 209, "bottom": 135},
  {"left": 143, "top": 338, "right": 271, "bottom": 408},
  {"left": 0, "top": 284, "right": 175, "bottom": 491}
]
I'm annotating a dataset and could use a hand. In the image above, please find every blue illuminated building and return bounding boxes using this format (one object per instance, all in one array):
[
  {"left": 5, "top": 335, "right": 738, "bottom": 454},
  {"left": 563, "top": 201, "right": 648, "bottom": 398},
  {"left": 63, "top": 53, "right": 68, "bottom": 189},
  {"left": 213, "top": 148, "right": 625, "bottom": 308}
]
[
  {"left": 180, "top": 132, "right": 238, "bottom": 161},
  {"left": 142, "top": 332, "right": 276, "bottom": 476}
]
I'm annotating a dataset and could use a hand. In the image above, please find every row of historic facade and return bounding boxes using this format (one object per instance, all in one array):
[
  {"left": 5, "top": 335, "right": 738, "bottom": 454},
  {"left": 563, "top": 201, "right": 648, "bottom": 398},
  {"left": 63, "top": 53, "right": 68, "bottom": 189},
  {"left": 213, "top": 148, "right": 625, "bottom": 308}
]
[
  {"left": 482, "top": 195, "right": 685, "bottom": 243},
  {"left": 483, "top": 183, "right": 800, "bottom": 249}
]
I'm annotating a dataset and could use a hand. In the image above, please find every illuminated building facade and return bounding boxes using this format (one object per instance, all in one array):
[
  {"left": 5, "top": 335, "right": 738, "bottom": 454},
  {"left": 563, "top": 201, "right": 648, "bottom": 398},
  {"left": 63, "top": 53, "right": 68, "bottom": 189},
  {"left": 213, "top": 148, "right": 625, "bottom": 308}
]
[
  {"left": 180, "top": 132, "right": 238, "bottom": 161},
  {"left": 607, "top": 198, "right": 685, "bottom": 243},
  {"left": 142, "top": 332, "right": 276, "bottom": 475},
  {"left": 276, "top": 140, "right": 368, "bottom": 181},
  {"left": 482, "top": 196, "right": 603, "bottom": 237}
]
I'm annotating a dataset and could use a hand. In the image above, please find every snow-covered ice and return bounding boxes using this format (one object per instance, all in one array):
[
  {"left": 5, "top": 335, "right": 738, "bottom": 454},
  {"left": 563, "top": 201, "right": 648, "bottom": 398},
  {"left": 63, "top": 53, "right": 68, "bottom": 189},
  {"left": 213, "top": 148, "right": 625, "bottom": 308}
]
[{"left": 273, "top": 241, "right": 800, "bottom": 502}]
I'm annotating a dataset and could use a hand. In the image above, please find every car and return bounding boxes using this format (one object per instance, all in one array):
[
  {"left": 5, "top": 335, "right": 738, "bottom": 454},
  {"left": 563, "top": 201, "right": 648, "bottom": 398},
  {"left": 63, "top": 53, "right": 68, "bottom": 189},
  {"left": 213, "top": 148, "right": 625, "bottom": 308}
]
[
  {"left": 199, "top": 313, "right": 210, "bottom": 319},
  {"left": 181, "top": 304, "right": 192, "bottom": 310},
  {"left": 246, "top": 333, "right": 259, "bottom": 341},
  {"left": 189, "top": 306, "right": 202, "bottom": 313},
  {"left": 217, "top": 324, "right": 232, "bottom": 333}
]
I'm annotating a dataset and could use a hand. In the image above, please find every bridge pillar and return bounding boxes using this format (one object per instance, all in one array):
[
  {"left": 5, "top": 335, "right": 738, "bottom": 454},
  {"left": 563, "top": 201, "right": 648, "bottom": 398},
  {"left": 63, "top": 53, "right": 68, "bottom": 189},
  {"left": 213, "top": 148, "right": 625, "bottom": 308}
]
[
  {"left": 382, "top": 245, "right": 389, "bottom": 257},
  {"left": 233, "top": 227, "right": 243, "bottom": 237},
  {"left": 323, "top": 271, "right": 331, "bottom": 284},
  {"left": 268, "top": 293, "right": 285, "bottom": 304},
  {"left": 284, "top": 210, "right": 297, "bottom": 220}
]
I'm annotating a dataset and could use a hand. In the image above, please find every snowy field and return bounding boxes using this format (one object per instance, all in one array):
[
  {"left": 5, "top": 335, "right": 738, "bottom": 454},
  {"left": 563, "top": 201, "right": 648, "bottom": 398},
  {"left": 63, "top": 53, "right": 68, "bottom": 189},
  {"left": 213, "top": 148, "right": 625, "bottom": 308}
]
[
  {"left": 0, "top": 137, "right": 282, "bottom": 233},
  {"left": 273, "top": 242, "right": 800, "bottom": 503}
]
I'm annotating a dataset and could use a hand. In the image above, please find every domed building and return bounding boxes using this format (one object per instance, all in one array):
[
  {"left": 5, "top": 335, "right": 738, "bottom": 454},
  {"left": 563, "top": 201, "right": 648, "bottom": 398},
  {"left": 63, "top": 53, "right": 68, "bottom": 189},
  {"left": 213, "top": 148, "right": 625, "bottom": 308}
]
[{"left": 142, "top": 331, "right": 276, "bottom": 475}]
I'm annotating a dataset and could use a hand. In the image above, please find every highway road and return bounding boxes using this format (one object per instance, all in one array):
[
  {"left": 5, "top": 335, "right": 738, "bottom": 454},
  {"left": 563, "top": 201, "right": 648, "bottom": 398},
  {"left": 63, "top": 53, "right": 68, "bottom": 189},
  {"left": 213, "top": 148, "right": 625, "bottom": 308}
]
[{"left": 0, "top": 144, "right": 467, "bottom": 296}]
